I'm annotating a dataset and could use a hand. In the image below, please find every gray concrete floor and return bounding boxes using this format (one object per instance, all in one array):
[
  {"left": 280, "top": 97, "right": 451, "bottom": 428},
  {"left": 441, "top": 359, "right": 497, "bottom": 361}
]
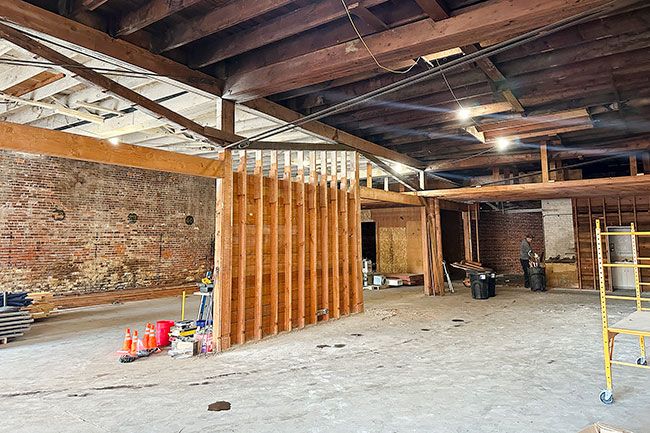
[{"left": 1, "top": 286, "right": 649, "bottom": 433}]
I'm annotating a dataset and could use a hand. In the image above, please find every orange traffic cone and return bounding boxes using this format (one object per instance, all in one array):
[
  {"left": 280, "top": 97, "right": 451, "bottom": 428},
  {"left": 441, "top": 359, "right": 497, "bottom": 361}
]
[
  {"left": 130, "top": 330, "right": 139, "bottom": 355},
  {"left": 148, "top": 323, "right": 157, "bottom": 349},
  {"left": 118, "top": 328, "right": 132, "bottom": 354},
  {"left": 142, "top": 325, "right": 150, "bottom": 350}
]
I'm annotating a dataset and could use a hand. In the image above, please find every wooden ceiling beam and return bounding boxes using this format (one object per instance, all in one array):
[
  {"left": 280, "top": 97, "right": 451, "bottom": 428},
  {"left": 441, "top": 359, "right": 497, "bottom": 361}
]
[
  {"left": 0, "top": 0, "right": 423, "bottom": 168},
  {"left": 224, "top": 0, "right": 609, "bottom": 101},
  {"left": 190, "top": 0, "right": 388, "bottom": 68},
  {"left": 114, "top": 0, "right": 203, "bottom": 36},
  {"left": 413, "top": 0, "right": 450, "bottom": 21},
  {"left": 0, "top": 0, "right": 224, "bottom": 97},
  {"left": 2, "top": 71, "right": 65, "bottom": 97},
  {"left": 155, "top": 0, "right": 295, "bottom": 53},
  {"left": 0, "top": 23, "right": 239, "bottom": 145},
  {"left": 416, "top": 175, "right": 650, "bottom": 202},
  {"left": 0, "top": 121, "right": 224, "bottom": 178}
]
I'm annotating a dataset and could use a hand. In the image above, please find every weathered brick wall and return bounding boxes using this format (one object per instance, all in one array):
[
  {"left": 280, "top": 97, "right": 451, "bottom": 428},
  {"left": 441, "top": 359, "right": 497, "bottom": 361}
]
[
  {"left": 478, "top": 211, "right": 545, "bottom": 274},
  {"left": 0, "top": 150, "right": 215, "bottom": 294}
]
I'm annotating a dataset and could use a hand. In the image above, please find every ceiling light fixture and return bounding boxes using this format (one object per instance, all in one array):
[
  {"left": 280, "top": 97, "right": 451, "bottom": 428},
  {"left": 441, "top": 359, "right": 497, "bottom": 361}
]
[
  {"left": 495, "top": 137, "right": 510, "bottom": 151},
  {"left": 108, "top": 137, "right": 120, "bottom": 145},
  {"left": 456, "top": 107, "right": 471, "bottom": 121}
]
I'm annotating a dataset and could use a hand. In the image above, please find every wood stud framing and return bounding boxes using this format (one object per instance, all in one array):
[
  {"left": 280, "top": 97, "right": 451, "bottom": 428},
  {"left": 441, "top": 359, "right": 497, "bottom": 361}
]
[{"left": 214, "top": 150, "right": 362, "bottom": 351}]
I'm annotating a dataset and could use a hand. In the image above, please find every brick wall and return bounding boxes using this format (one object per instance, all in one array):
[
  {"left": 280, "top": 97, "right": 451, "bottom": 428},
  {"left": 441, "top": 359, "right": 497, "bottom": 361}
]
[
  {"left": 478, "top": 211, "right": 545, "bottom": 274},
  {"left": 0, "top": 150, "right": 215, "bottom": 294}
]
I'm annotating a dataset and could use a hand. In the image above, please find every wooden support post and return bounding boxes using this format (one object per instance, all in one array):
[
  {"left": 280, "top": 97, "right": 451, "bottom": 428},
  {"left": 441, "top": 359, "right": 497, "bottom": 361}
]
[
  {"left": 462, "top": 210, "right": 473, "bottom": 262},
  {"left": 474, "top": 204, "right": 481, "bottom": 262},
  {"left": 383, "top": 177, "right": 389, "bottom": 191},
  {"left": 421, "top": 205, "right": 433, "bottom": 296},
  {"left": 320, "top": 151, "right": 330, "bottom": 320},
  {"left": 366, "top": 162, "right": 373, "bottom": 188},
  {"left": 572, "top": 199, "right": 583, "bottom": 290},
  {"left": 351, "top": 153, "right": 363, "bottom": 313},
  {"left": 330, "top": 151, "right": 340, "bottom": 319},
  {"left": 491, "top": 167, "right": 500, "bottom": 181},
  {"left": 308, "top": 151, "right": 318, "bottom": 324},
  {"left": 269, "top": 151, "right": 280, "bottom": 335},
  {"left": 630, "top": 155, "right": 638, "bottom": 176},
  {"left": 643, "top": 153, "right": 650, "bottom": 174},
  {"left": 588, "top": 198, "right": 597, "bottom": 289},
  {"left": 340, "top": 152, "right": 350, "bottom": 316},
  {"left": 236, "top": 151, "right": 247, "bottom": 344},
  {"left": 433, "top": 198, "right": 445, "bottom": 295},
  {"left": 214, "top": 150, "right": 233, "bottom": 351},
  {"left": 282, "top": 152, "right": 293, "bottom": 332},
  {"left": 296, "top": 151, "right": 306, "bottom": 328},
  {"left": 540, "top": 141, "right": 549, "bottom": 183},
  {"left": 253, "top": 151, "right": 263, "bottom": 341}
]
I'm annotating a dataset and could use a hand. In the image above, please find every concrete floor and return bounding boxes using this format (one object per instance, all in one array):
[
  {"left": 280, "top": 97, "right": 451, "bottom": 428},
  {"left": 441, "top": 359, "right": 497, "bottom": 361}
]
[{"left": 1, "top": 286, "right": 649, "bottom": 433}]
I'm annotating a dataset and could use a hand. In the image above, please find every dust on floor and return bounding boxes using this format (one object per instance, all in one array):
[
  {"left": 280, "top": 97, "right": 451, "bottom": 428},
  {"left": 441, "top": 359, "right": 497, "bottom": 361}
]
[{"left": 1, "top": 286, "right": 649, "bottom": 433}]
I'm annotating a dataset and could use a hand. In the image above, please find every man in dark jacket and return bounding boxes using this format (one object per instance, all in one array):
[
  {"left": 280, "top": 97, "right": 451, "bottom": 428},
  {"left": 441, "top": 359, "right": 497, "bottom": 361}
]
[{"left": 520, "top": 235, "right": 533, "bottom": 288}]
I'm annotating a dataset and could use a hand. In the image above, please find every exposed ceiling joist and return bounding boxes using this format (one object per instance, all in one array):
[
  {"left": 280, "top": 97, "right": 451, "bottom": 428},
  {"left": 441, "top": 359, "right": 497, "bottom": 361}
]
[
  {"left": 223, "top": 0, "right": 610, "bottom": 100},
  {"left": 114, "top": 0, "right": 203, "bottom": 37},
  {"left": 0, "top": 22, "right": 239, "bottom": 146}
]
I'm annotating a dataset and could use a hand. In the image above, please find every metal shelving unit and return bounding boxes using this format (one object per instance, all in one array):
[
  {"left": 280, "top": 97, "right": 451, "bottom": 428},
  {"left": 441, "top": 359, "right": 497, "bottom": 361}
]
[{"left": 595, "top": 220, "right": 650, "bottom": 404}]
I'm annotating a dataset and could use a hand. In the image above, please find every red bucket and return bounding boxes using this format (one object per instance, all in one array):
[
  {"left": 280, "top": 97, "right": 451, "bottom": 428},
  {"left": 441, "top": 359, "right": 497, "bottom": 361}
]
[{"left": 156, "top": 320, "right": 175, "bottom": 347}]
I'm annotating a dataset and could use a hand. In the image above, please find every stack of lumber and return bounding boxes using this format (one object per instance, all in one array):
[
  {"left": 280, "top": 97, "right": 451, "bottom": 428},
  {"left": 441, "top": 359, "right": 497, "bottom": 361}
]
[
  {"left": 384, "top": 273, "right": 425, "bottom": 286},
  {"left": 450, "top": 260, "right": 493, "bottom": 273},
  {"left": 53, "top": 285, "right": 194, "bottom": 309},
  {"left": 0, "top": 310, "right": 33, "bottom": 344},
  {"left": 26, "top": 292, "right": 55, "bottom": 319},
  {"left": 0, "top": 292, "right": 33, "bottom": 308}
]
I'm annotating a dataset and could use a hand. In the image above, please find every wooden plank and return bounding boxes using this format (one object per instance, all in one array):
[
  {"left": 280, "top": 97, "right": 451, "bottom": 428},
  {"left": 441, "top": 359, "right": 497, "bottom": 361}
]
[
  {"left": 417, "top": 175, "right": 650, "bottom": 202},
  {"left": 351, "top": 152, "right": 363, "bottom": 313},
  {"left": 340, "top": 152, "right": 351, "bottom": 316},
  {"left": 282, "top": 152, "right": 293, "bottom": 332},
  {"left": 330, "top": 151, "right": 340, "bottom": 319},
  {"left": 0, "top": 23, "right": 238, "bottom": 146},
  {"left": 308, "top": 151, "right": 318, "bottom": 324},
  {"left": 0, "top": 121, "right": 223, "bottom": 178},
  {"left": 540, "top": 141, "right": 550, "bottom": 183},
  {"left": 156, "top": 0, "right": 294, "bottom": 52},
  {"left": 0, "top": 1, "right": 224, "bottom": 97},
  {"left": 114, "top": 0, "right": 203, "bottom": 36},
  {"left": 462, "top": 211, "right": 472, "bottom": 261},
  {"left": 360, "top": 187, "right": 422, "bottom": 206},
  {"left": 82, "top": 0, "right": 110, "bottom": 11},
  {"left": 643, "top": 153, "right": 650, "bottom": 174},
  {"left": 415, "top": 0, "right": 450, "bottom": 21},
  {"left": 214, "top": 150, "right": 233, "bottom": 351},
  {"left": 236, "top": 152, "right": 247, "bottom": 344},
  {"left": 366, "top": 162, "right": 373, "bottom": 188},
  {"left": 588, "top": 198, "right": 597, "bottom": 289},
  {"left": 296, "top": 151, "right": 306, "bottom": 328},
  {"left": 53, "top": 285, "right": 193, "bottom": 309},
  {"left": 3, "top": 71, "right": 65, "bottom": 97},
  {"left": 253, "top": 151, "right": 264, "bottom": 340},
  {"left": 269, "top": 151, "right": 280, "bottom": 335},
  {"left": 320, "top": 151, "right": 330, "bottom": 320}
]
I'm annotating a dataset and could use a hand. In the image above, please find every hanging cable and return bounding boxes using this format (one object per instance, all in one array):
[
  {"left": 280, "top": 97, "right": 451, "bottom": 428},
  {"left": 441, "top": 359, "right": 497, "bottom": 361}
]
[
  {"left": 224, "top": 0, "right": 626, "bottom": 151},
  {"left": 340, "top": 0, "right": 420, "bottom": 75}
]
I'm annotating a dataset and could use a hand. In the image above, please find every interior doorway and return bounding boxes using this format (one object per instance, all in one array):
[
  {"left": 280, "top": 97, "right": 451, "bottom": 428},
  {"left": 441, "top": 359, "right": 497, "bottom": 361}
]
[{"left": 361, "top": 221, "right": 377, "bottom": 265}]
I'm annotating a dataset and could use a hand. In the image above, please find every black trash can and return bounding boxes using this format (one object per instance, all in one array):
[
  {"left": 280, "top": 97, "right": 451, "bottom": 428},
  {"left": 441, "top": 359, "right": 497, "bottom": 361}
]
[
  {"left": 529, "top": 267, "right": 546, "bottom": 291},
  {"left": 470, "top": 272, "right": 490, "bottom": 300},
  {"left": 487, "top": 273, "right": 496, "bottom": 297}
]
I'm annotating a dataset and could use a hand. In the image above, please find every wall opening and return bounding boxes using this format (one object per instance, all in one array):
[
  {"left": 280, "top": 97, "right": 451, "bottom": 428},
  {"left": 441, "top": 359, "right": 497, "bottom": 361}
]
[{"left": 361, "top": 221, "right": 377, "bottom": 265}]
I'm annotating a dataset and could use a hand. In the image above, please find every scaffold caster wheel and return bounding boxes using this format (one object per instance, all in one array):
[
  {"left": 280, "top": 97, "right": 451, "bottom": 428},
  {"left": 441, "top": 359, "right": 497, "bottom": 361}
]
[
  {"left": 636, "top": 357, "right": 647, "bottom": 366},
  {"left": 599, "top": 390, "right": 614, "bottom": 405}
]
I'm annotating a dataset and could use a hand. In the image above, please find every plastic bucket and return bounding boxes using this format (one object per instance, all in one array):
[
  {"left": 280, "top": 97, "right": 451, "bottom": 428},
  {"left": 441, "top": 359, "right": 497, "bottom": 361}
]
[{"left": 156, "top": 320, "right": 175, "bottom": 347}]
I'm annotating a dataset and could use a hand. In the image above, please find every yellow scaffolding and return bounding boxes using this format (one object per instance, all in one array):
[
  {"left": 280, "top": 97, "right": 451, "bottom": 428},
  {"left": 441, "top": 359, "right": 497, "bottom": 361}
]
[{"left": 595, "top": 220, "right": 650, "bottom": 404}]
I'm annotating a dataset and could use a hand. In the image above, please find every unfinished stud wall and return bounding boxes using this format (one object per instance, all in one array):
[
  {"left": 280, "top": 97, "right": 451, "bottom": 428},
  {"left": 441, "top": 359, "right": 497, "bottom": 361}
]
[
  {"left": 0, "top": 150, "right": 215, "bottom": 293},
  {"left": 478, "top": 210, "right": 544, "bottom": 274},
  {"left": 215, "top": 151, "right": 363, "bottom": 351},
  {"left": 573, "top": 196, "right": 650, "bottom": 290}
]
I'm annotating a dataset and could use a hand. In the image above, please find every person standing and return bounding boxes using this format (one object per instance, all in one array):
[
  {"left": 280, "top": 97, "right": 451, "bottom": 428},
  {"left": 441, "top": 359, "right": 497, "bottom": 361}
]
[{"left": 520, "top": 235, "right": 533, "bottom": 288}]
